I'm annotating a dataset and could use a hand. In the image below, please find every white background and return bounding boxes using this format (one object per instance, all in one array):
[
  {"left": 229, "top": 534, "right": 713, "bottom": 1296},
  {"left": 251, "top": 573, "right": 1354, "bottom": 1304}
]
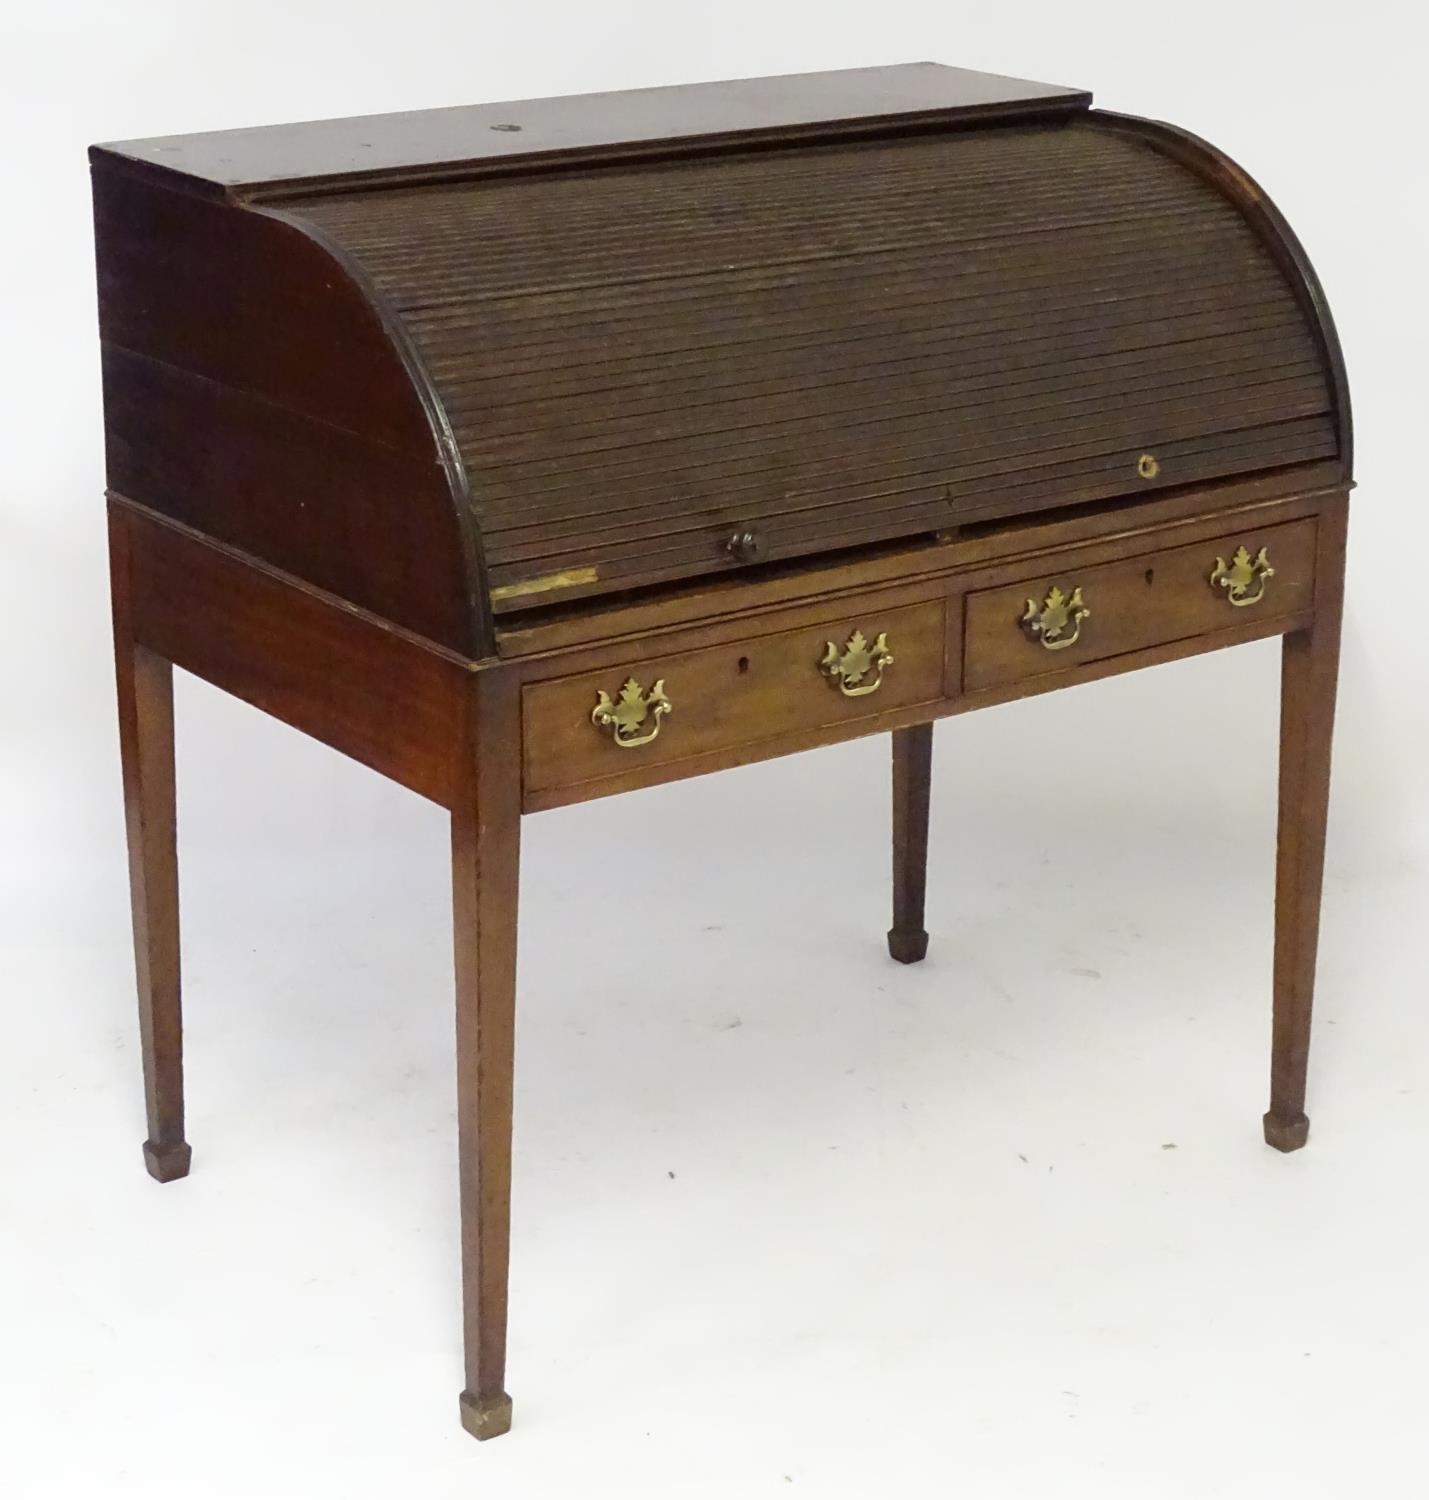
[{"left": 4, "top": 3, "right": 1427, "bottom": 1496}]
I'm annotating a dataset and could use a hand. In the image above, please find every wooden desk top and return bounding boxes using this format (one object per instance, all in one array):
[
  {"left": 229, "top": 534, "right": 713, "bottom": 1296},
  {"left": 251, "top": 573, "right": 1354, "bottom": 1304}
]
[{"left": 93, "top": 63, "right": 1091, "bottom": 197}]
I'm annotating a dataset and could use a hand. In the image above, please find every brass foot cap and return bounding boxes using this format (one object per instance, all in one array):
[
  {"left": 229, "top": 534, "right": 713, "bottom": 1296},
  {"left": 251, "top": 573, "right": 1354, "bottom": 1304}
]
[
  {"left": 1263, "top": 1112, "right": 1310, "bottom": 1153},
  {"left": 142, "top": 1139, "right": 192, "bottom": 1183},
  {"left": 887, "top": 927, "right": 929, "bottom": 964},
  {"left": 459, "top": 1390, "right": 513, "bottom": 1441}
]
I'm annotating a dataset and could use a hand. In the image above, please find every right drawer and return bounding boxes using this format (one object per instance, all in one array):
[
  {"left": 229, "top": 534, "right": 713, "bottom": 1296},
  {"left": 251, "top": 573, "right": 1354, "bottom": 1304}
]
[{"left": 963, "top": 517, "right": 1318, "bottom": 693}]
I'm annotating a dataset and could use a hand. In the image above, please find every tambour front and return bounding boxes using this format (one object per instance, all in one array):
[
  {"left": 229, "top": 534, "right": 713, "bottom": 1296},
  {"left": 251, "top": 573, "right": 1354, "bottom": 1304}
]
[{"left": 93, "top": 63, "right": 1352, "bottom": 1443}]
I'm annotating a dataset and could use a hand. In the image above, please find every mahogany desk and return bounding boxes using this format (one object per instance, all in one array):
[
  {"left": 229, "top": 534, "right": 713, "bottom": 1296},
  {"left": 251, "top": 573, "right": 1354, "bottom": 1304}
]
[{"left": 92, "top": 64, "right": 1351, "bottom": 1440}]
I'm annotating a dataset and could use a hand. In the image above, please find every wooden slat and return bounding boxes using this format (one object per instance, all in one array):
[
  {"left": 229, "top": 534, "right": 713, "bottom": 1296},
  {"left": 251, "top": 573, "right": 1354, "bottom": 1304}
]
[
  {"left": 285, "top": 118, "right": 1339, "bottom": 612},
  {"left": 470, "top": 329, "right": 1321, "bottom": 513},
  {"left": 484, "top": 421, "right": 1339, "bottom": 601},
  {"left": 486, "top": 385, "right": 1331, "bottom": 559}
]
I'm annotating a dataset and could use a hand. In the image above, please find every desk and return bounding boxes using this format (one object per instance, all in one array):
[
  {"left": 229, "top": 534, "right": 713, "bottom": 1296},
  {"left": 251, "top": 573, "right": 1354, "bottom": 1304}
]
[{"left": 94, "top": 64, "right": 1351, "bottom": 1441}]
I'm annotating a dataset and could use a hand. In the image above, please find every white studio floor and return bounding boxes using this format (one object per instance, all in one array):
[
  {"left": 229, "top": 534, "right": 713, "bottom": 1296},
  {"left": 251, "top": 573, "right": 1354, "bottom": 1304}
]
[{"left": 4, "top": 646, "right": 1426, "bottom": 1500}]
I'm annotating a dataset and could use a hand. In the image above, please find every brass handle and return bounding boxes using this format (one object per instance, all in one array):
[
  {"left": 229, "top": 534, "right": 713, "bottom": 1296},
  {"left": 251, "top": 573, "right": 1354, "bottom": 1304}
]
[
  {"left": 820, "top": 629, "right": 893, "bottom": 697},
  {"left": 1210, "top": 545, "right": 1274, "bottom": 607},
  {"left": 1021, "top": 584, "right": 1089, "bottom": 651},
  {"left": 591, "top": 677, "right": 671, "bottom": 749}
]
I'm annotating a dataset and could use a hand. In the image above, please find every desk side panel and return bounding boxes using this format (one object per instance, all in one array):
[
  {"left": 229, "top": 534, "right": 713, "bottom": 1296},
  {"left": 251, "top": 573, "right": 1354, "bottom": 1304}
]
[
  {"left": 112, "top": 502, "right": 469, "bottom": 807},
  {"left": 92, "top": 161, "right": 485, "bottom": 655}
]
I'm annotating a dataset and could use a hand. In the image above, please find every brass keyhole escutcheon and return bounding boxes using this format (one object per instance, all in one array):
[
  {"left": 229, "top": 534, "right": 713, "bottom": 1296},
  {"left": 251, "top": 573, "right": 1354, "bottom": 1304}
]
[
  {"left": 591, "top": 677, "right": 672, "bottom": 749},
  {"left": 1137, "top": 453, "right": 1160, "bottom": 480}
]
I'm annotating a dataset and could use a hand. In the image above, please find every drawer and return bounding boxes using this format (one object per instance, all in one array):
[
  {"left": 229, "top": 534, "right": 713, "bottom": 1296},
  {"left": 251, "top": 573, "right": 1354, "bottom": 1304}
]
[
  {"left": 963, "top": 517, "right": 1318, "bottom": 693},
  {"left": 523, "top": 598, "right": 946, "bottom": 794}
]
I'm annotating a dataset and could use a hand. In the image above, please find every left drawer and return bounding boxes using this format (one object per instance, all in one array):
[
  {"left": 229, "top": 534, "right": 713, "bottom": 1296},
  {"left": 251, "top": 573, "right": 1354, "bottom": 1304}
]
[{"left": 523, "top": 598, "right": 946, "bottom": 796}]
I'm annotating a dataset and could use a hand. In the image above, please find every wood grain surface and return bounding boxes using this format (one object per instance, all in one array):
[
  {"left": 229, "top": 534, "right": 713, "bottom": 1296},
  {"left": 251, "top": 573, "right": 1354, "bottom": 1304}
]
[
  {"left": 963, "top": 515, "right": 1318, "bottom": 691},
  {"left": 523, "top": 597, "right": 945, "bottom": 795},
  {"left": 93, "top": 63, "right": 1090, "bottom": 195}
]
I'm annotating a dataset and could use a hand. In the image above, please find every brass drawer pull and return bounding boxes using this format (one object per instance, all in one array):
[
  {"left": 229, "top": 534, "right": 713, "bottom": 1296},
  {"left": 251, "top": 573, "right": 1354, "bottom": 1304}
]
[
  {"left": 591, "top": 677, "right": 671, "bottom": 748},
  {"left": 1210, "top": 545, "right": 1274, "bottom": 607},
  {"left": 1021, "top": 584, "right": 1089, "bottom": 651},
  {"left": 820, "top": 628, "right": 894, "bottom": 697}
]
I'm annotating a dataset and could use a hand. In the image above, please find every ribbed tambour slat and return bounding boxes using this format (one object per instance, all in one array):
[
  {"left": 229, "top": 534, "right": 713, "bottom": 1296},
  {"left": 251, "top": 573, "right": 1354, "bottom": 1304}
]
[{"left": 285, "top": 119, "right": 1337, "bottom": 612}]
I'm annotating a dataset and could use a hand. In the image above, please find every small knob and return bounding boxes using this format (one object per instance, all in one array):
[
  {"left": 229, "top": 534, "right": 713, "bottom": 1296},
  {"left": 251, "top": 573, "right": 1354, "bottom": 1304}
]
[{"left": 726, "top": 527, "right": 762, "bottom": 563}]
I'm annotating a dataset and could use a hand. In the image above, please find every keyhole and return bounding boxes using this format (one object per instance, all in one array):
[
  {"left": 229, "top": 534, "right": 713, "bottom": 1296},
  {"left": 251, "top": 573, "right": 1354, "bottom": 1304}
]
[
  {"left": 737, "top": 656, "right": 751, "bottom": 675},
  {"left": 1144, "top": 567, "right": 1156, "bottom": 585}
]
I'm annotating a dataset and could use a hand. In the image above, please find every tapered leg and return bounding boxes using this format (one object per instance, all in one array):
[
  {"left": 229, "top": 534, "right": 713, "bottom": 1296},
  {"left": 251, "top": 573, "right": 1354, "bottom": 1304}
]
[
  {"left": 888, "top": 722, "right": 934, "bottom": 964},
  {"left": 451, "top": 674, "right": 522, "bottom": 1440},
  {"left": 1265, "top": 495, "right": 1348, "bottom": 1152},
  {"left": 112, "top": 512, "right": 190, "bottom": 1183}
]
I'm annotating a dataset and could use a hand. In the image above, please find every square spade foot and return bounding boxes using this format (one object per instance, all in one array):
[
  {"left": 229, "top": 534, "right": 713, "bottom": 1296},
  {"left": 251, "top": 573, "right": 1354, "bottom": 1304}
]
[
  {"left": 459, "top": 1390, "right": 513, "bottom": 1441},
  {"left": 887, "top": 927, "right": 929, "bottom": 964},
  {"left": 1263, "top": 1112, "right": 1310, "bottom": 1153},
  {"left": 142, "top": 1139, "right": 192, "bottom": 1182}
]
